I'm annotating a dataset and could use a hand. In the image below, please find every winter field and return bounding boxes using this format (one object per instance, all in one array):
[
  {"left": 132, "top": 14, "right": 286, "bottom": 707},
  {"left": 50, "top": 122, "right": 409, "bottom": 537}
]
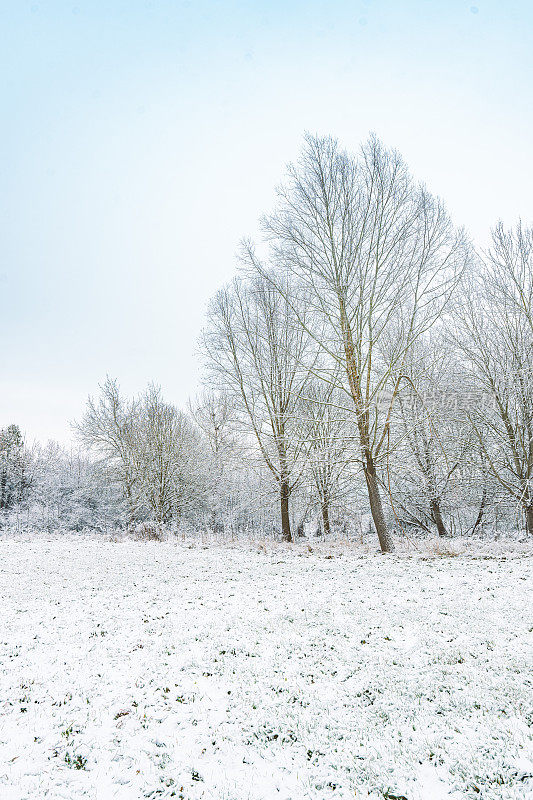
[{"left": 0, "top": 535, "right": 532, "bottom": 800}]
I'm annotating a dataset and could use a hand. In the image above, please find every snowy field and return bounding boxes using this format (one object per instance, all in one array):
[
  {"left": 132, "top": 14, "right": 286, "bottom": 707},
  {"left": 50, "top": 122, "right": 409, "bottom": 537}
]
[{"left": 0, "top": 536, "right": 532, "bottom": 800}]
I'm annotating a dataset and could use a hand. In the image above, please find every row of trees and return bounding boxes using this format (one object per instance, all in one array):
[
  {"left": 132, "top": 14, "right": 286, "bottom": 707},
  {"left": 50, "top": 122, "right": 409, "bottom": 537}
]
[
  {"left": 202, "top": 135, "right": 533, "bottom": 550},
  {"left": 2, "top": 135, "right": 531, "bottom": 548},
  {"left": 75, "top": 381, "right": 208, "bottom": 527},
  {"left": 0, "top": 389, "right": 297, "bottom": 537},
  {"left": 0, "top": 424, "right": 121, "bottom": 531}
]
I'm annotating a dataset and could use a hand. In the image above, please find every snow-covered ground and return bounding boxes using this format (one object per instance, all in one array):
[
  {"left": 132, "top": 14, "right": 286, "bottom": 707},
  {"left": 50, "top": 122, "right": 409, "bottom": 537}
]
[{"left": 0, "top": 536, "right": 531, "bottom": 800}]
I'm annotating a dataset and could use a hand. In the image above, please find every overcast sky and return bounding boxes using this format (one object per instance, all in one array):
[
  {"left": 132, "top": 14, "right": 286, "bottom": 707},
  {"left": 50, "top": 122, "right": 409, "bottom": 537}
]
[{"left": 1, "top": 0, "right": 532, "bottom": 445}]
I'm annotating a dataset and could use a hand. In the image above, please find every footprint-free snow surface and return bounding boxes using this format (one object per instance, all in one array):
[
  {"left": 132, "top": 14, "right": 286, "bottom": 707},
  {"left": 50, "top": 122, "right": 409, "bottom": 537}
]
[{"left": 0, "top": 537, "right": 531, "bottom": 799}]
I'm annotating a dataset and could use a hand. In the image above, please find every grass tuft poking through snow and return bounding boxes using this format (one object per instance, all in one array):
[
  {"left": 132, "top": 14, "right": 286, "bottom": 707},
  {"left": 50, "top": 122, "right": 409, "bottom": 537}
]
[{"left": 0, "top": 535, "right": 532, "bottom": 799}]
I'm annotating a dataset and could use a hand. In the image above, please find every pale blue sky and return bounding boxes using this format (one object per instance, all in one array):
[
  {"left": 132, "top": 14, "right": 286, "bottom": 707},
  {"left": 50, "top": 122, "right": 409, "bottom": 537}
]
[{"left": 1, "top": 0, "right": 532, "bottom": 443}]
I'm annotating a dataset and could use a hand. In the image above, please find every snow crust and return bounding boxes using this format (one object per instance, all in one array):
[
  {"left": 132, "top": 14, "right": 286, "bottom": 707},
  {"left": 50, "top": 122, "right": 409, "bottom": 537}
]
[{"left": 0, "top": 536, "right": 531, "bottom": 799}]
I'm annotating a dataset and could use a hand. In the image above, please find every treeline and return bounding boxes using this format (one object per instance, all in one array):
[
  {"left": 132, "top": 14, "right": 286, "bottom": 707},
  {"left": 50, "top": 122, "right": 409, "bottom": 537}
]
[
  {"left": 2, "top": 135, "right": 532, "bottom": 548},
  {"left": 0, "top": 392, "right": 282, "bottom": 537}
]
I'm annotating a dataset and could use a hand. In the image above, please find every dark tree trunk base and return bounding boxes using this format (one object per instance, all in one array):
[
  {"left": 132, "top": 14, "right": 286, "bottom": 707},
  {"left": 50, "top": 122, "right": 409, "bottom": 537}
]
[
  {"left": 430, "top": 498, "right": 449, "bottom": 537},
  {"left": 321, "top": 500, "right": 331, "bottom": 535},
  {"left": 364, "top": 456, "right": 394, "bottom": 553},
  {"left": 280, "top": 481, "right": 291, "bottom": 542},
  {"left": 526, "top": 504, "right": 533, "bottom": 535}
]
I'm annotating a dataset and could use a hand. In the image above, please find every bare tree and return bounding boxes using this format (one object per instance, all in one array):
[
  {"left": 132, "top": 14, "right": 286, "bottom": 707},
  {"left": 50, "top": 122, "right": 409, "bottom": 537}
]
[
  {"left": 134, "top": 385, "right": 206, "bottom": 526},
  {"left": 203, "top": 274, "right": 314, "bottom": 541},
  {"left": 76, "top": 380, "right": 207, "bottom": 528},
  {"left": 389, "top": 339, "right": 474, "bottom": 536},
  {"left": 75, "top": 378, "right": 141, "bottom": 525},
  {"left": 189, "top": 390, "right": 238, "bottom": 532},
  {"left": 300, "top": 380, "right": 359, "bottom": 535},
  {"left": 190, "top": 391, "right": 235, "bottom": 471},
  {"left": 453, "top": 227, "right": 533, "bottom": 533},
  {"left": 250, "top": 134, "right": 468, "bottom": 551},
  {"left": 486, "top": 221, "right": 533, "bottom": 334}
]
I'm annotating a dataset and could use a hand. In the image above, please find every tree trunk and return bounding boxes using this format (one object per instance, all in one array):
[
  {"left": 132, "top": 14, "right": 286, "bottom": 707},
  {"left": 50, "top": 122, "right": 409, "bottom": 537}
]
[
  {"left": 126, "top": 484, "right": 136, "bottom": 530},
  {"left": 363, "top": 453, "right": 394, "bottom": 553},
  {"left": 430, "top": 498, "right": 449, "bottom": 537},
  {"left": 0, "top": 470, "right": 6, "bottom": 509},
  {"left": 321, "top": 497, "right": 331, "bottom": 535},
  {"left": 526, "top": 503, "right": 533, "bottom": 535},
  {"left": 280, "top": 480, "right": 292, "bottom": 542},
  {"left": 471, "top": 484, "right": 487, "bottom": 535},
  {"left": 339, "top": 301, "right": 393, "bottom": 554}
]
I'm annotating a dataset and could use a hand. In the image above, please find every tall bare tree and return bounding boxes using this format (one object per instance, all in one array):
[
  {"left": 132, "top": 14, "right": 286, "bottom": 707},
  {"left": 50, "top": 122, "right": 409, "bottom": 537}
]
[
  {"left": 453, "top": 224, "right": 533, "bottom": 533},
  {"left": 249, "top": 134, "right": 468, "bottom": 551},
  {"left": 203, "top": 274, "right": 314, "bottom": 541}
]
